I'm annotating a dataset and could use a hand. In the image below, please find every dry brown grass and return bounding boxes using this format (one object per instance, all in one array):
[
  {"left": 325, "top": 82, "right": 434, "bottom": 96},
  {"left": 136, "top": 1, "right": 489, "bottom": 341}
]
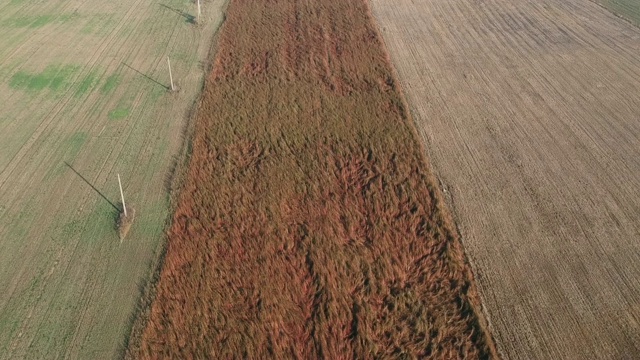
[
  {"left": 117, "top": 207, "right": 136, "bottom": 240},
  {"left": 130, "top": 0, "right": 497, "bottom": 358}
]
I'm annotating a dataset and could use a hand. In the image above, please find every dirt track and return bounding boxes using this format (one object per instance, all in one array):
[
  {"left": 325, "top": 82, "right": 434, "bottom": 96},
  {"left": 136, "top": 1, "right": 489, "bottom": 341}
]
[{"left": 371, "top": 0, "right": 640, "bottom": 358}]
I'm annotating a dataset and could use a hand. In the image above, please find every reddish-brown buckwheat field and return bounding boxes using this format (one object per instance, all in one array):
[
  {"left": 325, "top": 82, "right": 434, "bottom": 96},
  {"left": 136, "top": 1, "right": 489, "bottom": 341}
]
[{"left": 128, "top": 0, "right": 497, "bottom": 358}]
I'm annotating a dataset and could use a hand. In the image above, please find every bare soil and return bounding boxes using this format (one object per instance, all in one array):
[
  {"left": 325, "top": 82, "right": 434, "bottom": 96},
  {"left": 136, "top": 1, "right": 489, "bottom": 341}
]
[{"left": 371, "top": 0, "right": 640, "bottom": 358}]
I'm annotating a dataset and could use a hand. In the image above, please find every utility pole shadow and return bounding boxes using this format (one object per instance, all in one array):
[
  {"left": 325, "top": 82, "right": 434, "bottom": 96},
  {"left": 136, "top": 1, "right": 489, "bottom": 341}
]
[
  {"left": 160, "top": 4, "right": 196, "bottom": 24},
  {"left": 64, "top": 162, "right": 120, "bottom": 212},
  {"left": 122, "top": 63, "right": 169, "bottom": 90}
]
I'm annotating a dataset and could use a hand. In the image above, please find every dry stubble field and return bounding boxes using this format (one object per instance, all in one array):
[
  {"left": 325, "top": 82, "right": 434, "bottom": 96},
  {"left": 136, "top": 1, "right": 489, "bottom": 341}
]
[
  {"left": 0, "top": 0, "right": 226, "bottom": 357},
  {"left": 371, "top": 0, "right": 640, "bottom": 358}
]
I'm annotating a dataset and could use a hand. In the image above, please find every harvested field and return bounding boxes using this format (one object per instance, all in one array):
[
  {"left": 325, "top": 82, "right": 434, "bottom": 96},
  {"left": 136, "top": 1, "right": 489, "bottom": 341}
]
[
  {"left": 371, "top": 0, "right": 640, "bottom": 358},
  {"left": 0, "top": 0, "right": 226, "bottom": 357},
  {"left": 131, "top": 0, "right": 497, "bottom": 358}
]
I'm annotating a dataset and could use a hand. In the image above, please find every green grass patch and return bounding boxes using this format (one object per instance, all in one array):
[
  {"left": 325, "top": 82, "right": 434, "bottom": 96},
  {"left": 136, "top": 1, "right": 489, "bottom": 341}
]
[
  {"left": 9, "top": 65, "right": 79, "bottom": 92},
  {"left": 31, "top": 15, "right": 53, "bottom": 28},
  {"left": 5, "top": 199, "right": 36, "bottom": 239},
  {"left": 50, "top": 66, "right": 78, "bottom": 91},
  {"left": 603, "top": 0, "right": 640, "bottom": 25},
  {"left": 75, "top": 71, "right": 99, "bottom": 97},
  {"left": 80, "top": 13, "right": 117, "bottom": 35},
  {"left": 108, "top": 107, "right": 130, "bottom": 120},
  {"left": 150, "top": 83, "right": 166, "bottom": 102},
  {"left": 100, "top": 74, "right": 120, "bottom": 94},
  {"left": 2, "top": 14, "right": 74, "bottom": 29},
  {"left": 67, "top": 132, "right": 88, "bottom": 155},
  {"left": 4, "top": 16, "right": 34, "bottom": 28},
  {"left": 60, "top": 200, "right": 117, "bottom": 242}
]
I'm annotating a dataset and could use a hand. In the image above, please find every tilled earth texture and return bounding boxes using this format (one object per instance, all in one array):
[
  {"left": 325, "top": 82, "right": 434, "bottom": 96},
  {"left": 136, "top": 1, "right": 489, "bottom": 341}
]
[{"left": 371, "top": 0, "right": 640, "bottom": 358}]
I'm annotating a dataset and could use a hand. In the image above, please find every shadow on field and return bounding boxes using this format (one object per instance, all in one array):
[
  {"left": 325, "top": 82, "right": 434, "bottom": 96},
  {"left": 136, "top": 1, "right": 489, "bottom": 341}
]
[
  {"left": 160, "top": 4, "right": 196, "bottom": 24},
  {"left": 64, "top": 162, "right": 119, "bottom": 212},
  {"left": 122, "top": 63, "right": 169, "bottom": 90}
]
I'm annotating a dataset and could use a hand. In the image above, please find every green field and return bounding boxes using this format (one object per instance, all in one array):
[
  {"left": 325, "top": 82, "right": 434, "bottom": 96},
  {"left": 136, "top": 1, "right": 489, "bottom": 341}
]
[
  {"left": 0, "top": 0, "right": 226, "bottom": 357},
  {"left": 598, "top": 0, "right": 640, "bottom": 24}
]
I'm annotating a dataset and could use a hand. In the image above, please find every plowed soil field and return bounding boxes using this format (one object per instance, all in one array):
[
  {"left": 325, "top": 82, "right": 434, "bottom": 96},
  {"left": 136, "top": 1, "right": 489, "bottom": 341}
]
[
  {"left": 129, "top": 0, "right": 497, "bottom": 358},
  {"left": 371, "top": 0, "right": 640, "bottom": 358},
  {"left": 0, "top": 0, "right": 226, "bottom": 357}
]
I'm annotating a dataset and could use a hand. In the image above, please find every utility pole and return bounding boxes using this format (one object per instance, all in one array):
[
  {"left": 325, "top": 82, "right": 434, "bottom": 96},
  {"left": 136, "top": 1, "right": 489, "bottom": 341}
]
[
  {"left": 118, "top": 174, "right": 127, "bottom": 217},
  {"left": 197, "top": 0, "right": 201, "bottom": 23},
  {"left": 167, "top": 56, "right": 175, "bottom": 91}
]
